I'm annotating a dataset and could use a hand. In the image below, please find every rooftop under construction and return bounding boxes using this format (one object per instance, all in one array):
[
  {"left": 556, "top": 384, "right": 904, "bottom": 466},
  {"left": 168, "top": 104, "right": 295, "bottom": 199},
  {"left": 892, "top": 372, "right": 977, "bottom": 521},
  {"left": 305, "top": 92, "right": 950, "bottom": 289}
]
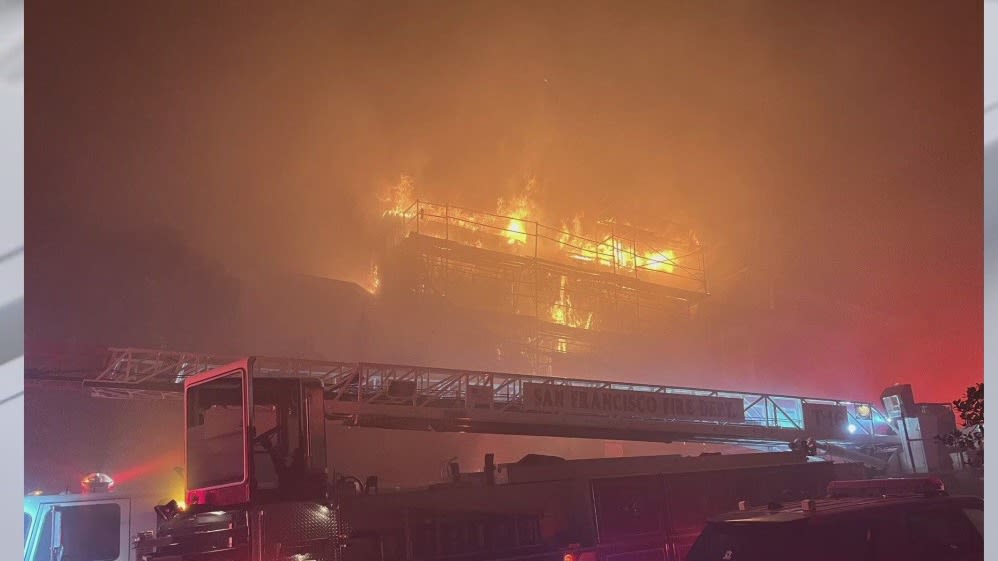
[{"left": 377, "top": 196, "right": 709, "bottom": 375}]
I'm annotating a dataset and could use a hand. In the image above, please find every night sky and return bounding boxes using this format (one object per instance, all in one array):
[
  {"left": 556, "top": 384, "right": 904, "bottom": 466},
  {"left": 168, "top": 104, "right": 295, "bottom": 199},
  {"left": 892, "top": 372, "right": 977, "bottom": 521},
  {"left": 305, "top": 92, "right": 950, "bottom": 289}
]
[{"left": 27, "top": 1, "right": 981, "bottom": 405}]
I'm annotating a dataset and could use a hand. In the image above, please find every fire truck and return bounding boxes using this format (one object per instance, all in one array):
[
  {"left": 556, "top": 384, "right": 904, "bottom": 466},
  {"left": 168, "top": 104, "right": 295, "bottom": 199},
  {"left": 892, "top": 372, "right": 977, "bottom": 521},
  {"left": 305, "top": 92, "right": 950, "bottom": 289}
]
[
  {"left": 131, "top": 356, "right": 893, "bottom": 561},
  {"left": 338, "top": 451, "right": 865, "bottom": 561}
]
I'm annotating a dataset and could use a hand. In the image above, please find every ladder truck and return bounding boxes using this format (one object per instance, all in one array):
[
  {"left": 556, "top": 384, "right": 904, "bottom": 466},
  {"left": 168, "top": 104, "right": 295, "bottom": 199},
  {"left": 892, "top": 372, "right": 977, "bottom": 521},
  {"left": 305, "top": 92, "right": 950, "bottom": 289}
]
[
  {"left": 108, "top": 352, "right": 934, "bottom": 561},
  {"left": 336, "top": 450, "right": 866, "bottom": 561}
]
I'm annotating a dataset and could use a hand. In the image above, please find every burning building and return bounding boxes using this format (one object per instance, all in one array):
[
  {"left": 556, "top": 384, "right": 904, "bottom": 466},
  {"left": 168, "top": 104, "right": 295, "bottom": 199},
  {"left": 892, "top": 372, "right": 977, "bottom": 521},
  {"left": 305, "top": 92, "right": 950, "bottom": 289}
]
[{"left": 374, "top": 179, "right": 709, "bottom": 377}]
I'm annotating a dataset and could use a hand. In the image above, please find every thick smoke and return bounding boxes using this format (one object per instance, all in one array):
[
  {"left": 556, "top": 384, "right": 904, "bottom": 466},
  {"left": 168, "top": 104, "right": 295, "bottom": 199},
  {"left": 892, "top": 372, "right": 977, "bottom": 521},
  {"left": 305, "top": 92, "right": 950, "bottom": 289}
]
[{"left": 26, "top": 2, "right": 981, "bottom": 489}]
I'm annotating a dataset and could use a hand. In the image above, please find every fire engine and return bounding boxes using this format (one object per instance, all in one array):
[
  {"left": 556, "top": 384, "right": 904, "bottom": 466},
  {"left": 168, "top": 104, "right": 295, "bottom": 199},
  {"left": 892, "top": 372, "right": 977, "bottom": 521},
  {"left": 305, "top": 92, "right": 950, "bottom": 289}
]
[
  {"left": 336, "top": 451, "right": 865, "bottom": 561},
  {"left": 125, "top": 355, "right": 922, "bottom": 561}
]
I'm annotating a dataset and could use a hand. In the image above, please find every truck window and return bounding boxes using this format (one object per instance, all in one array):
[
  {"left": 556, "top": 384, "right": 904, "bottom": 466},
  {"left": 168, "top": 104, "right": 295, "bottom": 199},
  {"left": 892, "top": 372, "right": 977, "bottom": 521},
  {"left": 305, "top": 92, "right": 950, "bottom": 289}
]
[
  {"left": 686, "top": 521, "right": 805, "bottom": 561},
  {"left": 252, "top": 404, "right": 280, "bottom": 489},
  {"left": 60, "top": 503, "right": 121, "bottom": 561},
  {"left": 906, "top": 507, "right": 983, "bottom": 561},
  {"left": 962, "top": 507, "right": 983, "bottom": 536},
  {"left": 807, "top": 519, "right": 876, "bottom": 561},
  {"left": 186, "top": 371, "right": 245, "bottom": 489},
  {"left": 24, "top": 513, "right": 30, "bottom": 545},
  {"left": 252, "top": 378, "right": 307, "bottom": 492}
]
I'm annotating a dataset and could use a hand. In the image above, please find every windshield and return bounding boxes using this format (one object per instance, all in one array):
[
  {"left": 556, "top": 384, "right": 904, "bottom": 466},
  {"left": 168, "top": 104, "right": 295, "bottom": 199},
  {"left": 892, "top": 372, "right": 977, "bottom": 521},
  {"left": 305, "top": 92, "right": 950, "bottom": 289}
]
[
  {"left": 686, "top": 522, "right": 805, "bottom": 561},
  {"left": 186, "top": 371, "right": 245, "bottom": 489},
  {"left": 688, "top": 518, "right": 882, "bottom": 561}
]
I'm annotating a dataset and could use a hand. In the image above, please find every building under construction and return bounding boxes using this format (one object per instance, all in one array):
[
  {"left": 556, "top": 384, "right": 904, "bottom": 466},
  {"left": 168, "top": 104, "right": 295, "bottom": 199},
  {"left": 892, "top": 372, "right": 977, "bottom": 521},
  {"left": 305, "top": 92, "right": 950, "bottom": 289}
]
[{"left": 377, "top": 200, "right": 709, "bottom": 376}]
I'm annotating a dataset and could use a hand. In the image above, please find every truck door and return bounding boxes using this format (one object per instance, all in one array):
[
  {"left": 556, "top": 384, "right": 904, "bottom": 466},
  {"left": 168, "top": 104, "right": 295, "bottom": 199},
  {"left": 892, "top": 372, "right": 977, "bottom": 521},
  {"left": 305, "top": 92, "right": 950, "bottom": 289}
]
[
  {"left": 31, "top": 499, "right": 132, "bottom": 561},
  {"left": 184, "top": 359, "right": 252, "bottom": 507}
]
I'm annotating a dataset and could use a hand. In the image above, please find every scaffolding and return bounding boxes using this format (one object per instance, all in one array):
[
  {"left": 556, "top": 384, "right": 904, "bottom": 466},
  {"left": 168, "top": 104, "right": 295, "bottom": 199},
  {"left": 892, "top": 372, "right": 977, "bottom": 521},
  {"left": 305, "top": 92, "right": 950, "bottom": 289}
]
[{"left": 379, "top": 201, "right": 709, "bottom": 374}]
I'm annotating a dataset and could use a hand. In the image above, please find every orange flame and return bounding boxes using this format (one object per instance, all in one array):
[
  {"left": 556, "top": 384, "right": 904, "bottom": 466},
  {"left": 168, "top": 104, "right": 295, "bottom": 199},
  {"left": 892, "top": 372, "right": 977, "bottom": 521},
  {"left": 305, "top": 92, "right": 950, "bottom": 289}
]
[
  {"left": 380, "top": 174, "right": 417, "bottom": 218},
  {"left": 377, "top": 175, "right": 690, "bottom": 293},
  {"left": 549, "top": 275, "right": 593, "bottom": 333},
  {"left": 497, "top": 178, "right": 538, "bottom": 245},
  {"left": 365, "top": 264, "right": 381, "bottom": 294},
  {"left": 640, "top": 249, "right": 677, "bottom": 273},
  {"left": 505, "top": 218, "right": 528, "bottom": 245}
]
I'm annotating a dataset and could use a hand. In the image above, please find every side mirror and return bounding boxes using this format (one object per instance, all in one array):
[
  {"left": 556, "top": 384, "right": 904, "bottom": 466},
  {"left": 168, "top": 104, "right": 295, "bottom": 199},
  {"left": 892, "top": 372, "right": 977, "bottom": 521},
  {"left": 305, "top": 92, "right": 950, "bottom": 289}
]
[{"left": 154, "top": 500, "right": 181, "bottom": 521}]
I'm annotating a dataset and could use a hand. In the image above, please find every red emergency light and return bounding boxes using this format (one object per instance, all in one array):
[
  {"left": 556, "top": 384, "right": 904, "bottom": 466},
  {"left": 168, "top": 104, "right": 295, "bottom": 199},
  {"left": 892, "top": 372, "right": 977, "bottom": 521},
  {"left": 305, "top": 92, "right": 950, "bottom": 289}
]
[
  {"left": 563, "top": 543, "right": 591, "bottom": 561},
  {"left": 80, "top": 473, "right": 114, "bottom": 494},
  {"left": 827, "top": 477, "right": 945, "bottom": 498}
]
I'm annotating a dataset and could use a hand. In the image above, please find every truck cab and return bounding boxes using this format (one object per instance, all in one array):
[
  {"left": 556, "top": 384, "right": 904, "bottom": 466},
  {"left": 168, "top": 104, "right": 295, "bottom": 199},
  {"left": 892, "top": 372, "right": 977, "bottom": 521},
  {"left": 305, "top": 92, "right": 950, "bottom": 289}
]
[
  {"left": 136, "top": 358, "right": 338, "bottom": 560},
  {"left": 24, "top": 491, "right": 158, "bottom": 561}
]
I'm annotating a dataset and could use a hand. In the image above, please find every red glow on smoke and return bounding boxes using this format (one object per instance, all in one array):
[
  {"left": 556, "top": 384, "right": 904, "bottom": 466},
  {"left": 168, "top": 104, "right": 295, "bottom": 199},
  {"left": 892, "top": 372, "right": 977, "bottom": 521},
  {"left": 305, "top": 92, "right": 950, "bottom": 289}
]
[{"left": 107, "top": 451, "right": 181, "bottom": 487}]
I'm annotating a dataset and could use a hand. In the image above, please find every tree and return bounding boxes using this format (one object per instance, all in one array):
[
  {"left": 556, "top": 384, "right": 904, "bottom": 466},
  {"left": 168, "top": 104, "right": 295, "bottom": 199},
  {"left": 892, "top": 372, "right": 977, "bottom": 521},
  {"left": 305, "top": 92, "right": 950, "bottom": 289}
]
[{"left": 937, "top": 383, "right": 983, "bottom": 469}]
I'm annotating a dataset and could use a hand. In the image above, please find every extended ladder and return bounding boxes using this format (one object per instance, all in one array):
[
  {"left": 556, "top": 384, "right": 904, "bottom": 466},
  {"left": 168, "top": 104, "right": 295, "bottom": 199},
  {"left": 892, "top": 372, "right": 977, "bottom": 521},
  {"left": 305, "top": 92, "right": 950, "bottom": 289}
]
[{"left": 62, "top": 348, "right": 899, "bottom": 462}]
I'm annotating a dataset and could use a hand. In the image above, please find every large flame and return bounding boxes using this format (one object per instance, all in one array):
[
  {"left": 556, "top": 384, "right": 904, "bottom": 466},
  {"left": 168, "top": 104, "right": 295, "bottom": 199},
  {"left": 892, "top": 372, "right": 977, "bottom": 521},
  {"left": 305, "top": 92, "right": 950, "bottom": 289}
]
[
  {"left": 641, "top": 249, "right": 677, "bottom": 273},
  {"left": 496, "top": 178, "right": 538, "bottom": 245},
  {"left": 549, "top": 275, "right": 593, "bottom": 331},
  {"left": 547, "top": 275, "right": 593, "bottom": 353},
  {"left": 505, "top": 218, "right": 528, "bottom": 245},
  {"left": 377, "top": 176, "right": 698, "bottom": 327},
  {"left": 380, "top": 174, "right": 417, "bottom": 218},
  {"left": 558, "top": 230, "right": 678, "bottom": 275}
]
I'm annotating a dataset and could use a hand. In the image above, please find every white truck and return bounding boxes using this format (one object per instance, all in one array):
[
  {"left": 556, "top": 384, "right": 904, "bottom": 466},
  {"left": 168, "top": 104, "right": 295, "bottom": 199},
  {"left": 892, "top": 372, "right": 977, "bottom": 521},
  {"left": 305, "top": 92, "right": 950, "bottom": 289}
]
[{"left": 23, "top": 487, "right": 161, "bottom": 561}]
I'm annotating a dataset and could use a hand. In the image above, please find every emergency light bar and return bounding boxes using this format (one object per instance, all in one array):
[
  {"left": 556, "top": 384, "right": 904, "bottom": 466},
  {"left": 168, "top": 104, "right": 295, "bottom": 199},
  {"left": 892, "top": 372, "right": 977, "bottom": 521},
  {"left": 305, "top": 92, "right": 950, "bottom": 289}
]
[
  {"left": 827, "top": 477, "right": 945, "bottom": 498},
  {"left": 80, "top": 472, "right": 114, "bottom": 494}
]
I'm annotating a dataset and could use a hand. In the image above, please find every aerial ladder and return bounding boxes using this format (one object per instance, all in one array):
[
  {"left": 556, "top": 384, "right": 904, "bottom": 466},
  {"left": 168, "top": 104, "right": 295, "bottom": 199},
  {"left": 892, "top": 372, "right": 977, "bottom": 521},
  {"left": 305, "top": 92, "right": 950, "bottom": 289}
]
[{"left": 27, "top": 347, "right": 917, "bottom": 468}]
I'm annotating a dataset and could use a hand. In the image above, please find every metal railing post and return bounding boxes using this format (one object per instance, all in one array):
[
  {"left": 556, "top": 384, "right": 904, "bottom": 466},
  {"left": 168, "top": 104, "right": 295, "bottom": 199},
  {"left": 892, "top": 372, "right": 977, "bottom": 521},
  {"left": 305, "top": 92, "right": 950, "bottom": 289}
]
[{"left": 534, "top": 222, "right": 539, "bottom": 259}]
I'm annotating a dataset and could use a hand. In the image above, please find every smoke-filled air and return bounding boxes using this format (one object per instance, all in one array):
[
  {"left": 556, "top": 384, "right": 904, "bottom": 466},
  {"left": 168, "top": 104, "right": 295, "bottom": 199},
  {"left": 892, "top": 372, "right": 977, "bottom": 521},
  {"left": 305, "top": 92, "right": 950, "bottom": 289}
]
[{"left": 26, "top": 1, "right": 981, "bottom": 491}]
